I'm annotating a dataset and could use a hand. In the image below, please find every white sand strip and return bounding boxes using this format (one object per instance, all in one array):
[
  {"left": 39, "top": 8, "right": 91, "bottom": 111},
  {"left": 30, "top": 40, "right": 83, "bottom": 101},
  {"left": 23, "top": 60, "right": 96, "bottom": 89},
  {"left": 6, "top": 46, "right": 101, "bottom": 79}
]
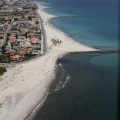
[{"left": 0, "top": 2, "right": 100, "bottom": 120}]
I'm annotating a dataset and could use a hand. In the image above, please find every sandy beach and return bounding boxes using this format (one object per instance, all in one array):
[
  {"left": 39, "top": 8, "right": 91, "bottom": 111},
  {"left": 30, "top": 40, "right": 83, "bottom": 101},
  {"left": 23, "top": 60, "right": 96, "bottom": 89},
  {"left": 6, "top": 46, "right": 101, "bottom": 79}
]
[{"left": 0, "top": 2, "right": 99, "bottom": 120}]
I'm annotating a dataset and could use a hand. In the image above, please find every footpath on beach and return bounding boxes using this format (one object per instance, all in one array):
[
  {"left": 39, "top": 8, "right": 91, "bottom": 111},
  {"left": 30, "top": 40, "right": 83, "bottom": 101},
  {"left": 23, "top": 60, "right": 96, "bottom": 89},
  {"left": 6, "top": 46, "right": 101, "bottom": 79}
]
[{"left": 0, "top": 2, "right": 99, "bottom": 120}]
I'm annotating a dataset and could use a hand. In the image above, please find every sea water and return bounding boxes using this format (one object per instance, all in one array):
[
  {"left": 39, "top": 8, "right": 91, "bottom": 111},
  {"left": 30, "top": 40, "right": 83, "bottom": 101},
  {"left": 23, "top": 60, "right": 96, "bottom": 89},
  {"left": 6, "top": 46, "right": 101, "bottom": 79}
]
[
  {"left": 33, "top": 0, "right": 119, "bottom": 120},
  {"left": 33, "top": 53, "right": 119, "bottom": 120},
  {"left": 38, "top": 0, "right": 119, "bottom": 50}
]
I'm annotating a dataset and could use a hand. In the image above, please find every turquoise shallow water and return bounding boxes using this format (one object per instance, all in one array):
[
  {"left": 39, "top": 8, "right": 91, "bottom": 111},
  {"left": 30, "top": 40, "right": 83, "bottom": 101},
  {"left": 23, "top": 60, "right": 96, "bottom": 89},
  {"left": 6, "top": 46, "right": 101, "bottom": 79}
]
[
  {"left": 33, "top": 0, "right": 119, "bottom": 120},
  {"left": 40, "top": 0, "right": 119, "bottom": 50},
  {"left": 50, "top": 17, "right": 119, "bottom": 50}
]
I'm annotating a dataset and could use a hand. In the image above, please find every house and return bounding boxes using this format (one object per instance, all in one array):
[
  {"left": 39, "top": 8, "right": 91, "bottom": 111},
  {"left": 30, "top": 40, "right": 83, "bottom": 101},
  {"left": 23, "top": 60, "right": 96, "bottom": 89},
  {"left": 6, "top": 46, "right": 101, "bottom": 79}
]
[
  {"left": 24, "top": 45, "right": 34, "bottom": 49},
  {"left": 4, "top": 16, "right": 13, "bottom": 20},
  {"left": 32, "top": 18, "right": 38, "bottom": 21},
  {"left": 8, "top": 40, "right": 16, "bottom": 43},
  {"left": 13, "top": 45, "right": 20, "bottom": 51},
  {"left": 30, "top": 26, "right": 39, "bottom": 30},
  {"left": 8, "top": 36, "right": 16, "bottom": 42},
  {"left": 19, "top": 49, "right": 27, "bottom": 57},
  {"left": 24, "top": 45, "right": 34, "bottom": 53},
  {"left": 5, "top": 50, "right": 16, "bottom": 56},
  {"left": 14, "top": 16, "right": 23, "bottom": 20},
  {"left": 18, "top": 36, "right": 26, "bottom": 40},
  {"left": 31, "top": 24, "right": 39, "bottom": 27},
  {"left": 27, "top": 33, "right": 39, "bottom": 38},
  {"left": 32, "top": 18, "right": 39, "bottom": 24},
  {"left": 17, "top": 7, "right": 23, "bottom": 11},
  {"left": 10, "top": 30, "right": 19, "bottom": 37},
  {"left": 11, "top": 54, "right": 22, "bottom": 61},
  {"left": 30, "top": 37, "right": 39, "bottom": 44},
  {"left": 4, "top": 21, "right": 10, "bottom": 26},
  {"left": 28, "top": 29, "right": 37, "bottom": 33},
  {"left": 9, "top": 36, "right": 16, "bottom": 39},
  {"left": 18, "top": 40, "right": 31, "bottom": 48},
  {"left": 11, "top": 30, "right": 19, "bottom": 34},
  {"left": 0, "top": 22, "right": 4, "bottom": 27}
]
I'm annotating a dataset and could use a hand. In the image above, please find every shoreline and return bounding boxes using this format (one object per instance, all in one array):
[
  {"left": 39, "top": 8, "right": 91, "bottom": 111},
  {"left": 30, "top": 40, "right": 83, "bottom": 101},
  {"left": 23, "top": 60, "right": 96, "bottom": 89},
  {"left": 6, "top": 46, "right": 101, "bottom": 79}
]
[
  {"left": 25, "top": 2, "right": 100, "bottom": 120},
  {"left": 0, "top": 1, "right": 99, "bottom": 120},
  {"left": 40, "top": 4, "right": 100, "bottom": 51},
  {"left": 24, "top": 60, "right": 58, "bottom": 120}
]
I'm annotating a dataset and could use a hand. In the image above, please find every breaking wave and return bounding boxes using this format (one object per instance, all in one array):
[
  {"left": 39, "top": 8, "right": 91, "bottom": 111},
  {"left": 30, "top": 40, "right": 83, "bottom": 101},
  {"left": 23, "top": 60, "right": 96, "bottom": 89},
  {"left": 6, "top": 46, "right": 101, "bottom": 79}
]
[{"left": 49, "top": 64, "right": 71, "bottom": 94}]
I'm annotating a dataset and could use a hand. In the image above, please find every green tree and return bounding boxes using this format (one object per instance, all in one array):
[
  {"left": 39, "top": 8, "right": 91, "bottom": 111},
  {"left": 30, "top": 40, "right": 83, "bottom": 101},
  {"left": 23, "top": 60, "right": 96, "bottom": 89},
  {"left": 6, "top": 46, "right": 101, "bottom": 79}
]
[
  {"left": 36, "top": 21, "right": 39, "bottom": 24},
  {"left": 0, "top": 55, "right": 11, "bottom": 63},
  {"left": 28, "top": 16, "right": 32, "bottom": 21},
  {"left": 0, "top": 66, "right": 7, "bottom": 75}
]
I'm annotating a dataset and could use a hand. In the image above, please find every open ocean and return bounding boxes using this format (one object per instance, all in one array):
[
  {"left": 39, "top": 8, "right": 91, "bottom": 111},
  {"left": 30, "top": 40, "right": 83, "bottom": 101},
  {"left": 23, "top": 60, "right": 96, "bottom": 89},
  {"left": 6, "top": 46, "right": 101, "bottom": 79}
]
[{"left": 33, "top": 0, "right": 119, "bottom": 120}]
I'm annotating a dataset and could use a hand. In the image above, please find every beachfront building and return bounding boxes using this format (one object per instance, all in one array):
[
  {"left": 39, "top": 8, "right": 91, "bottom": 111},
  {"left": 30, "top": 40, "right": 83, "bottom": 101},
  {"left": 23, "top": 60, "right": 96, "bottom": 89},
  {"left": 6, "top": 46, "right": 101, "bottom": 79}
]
[{"left": 0, "top": 0, "right": 43, "bottom": 63}]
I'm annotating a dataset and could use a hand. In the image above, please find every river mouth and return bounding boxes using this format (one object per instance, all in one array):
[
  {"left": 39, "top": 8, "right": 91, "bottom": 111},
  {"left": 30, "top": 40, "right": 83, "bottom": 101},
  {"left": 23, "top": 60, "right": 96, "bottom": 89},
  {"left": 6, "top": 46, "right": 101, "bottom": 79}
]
[{"left": 32, "top": 52, "right": 119, "bottom": 120}]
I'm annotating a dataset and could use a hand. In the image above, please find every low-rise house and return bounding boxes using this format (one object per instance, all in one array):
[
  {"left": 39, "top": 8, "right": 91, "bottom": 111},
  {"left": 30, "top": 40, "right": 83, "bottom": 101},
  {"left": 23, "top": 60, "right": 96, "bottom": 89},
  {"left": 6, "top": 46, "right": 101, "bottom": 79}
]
[
  {"left": 9, "top": 36, "right": 16, "bottom": 39},
  {"left": 8, "top": 39, "right": 16, "bottom": 43},
  {"left": 4, "top": 16, "right": 13, "bottom": 20},
  {"left": 8, "top": 38, "right": 16, "bottom": 43},
  {"left": 32, "top": 18, "right": 39, "bottom": 24},
  {"left": 30, "top": 37, "right": 39, "bottom": 44},
  {"left": 14, "top": 16, "right": 23, "bottom": 20},
  {"left": 19, "top": 49, "right": 27, "bottom": 58},
  {"left": 27, "top": 33, "right": 39, "bottom": 38},
  {"left": 5, "top": 50, "right": 16, "bottom": 56},
  {"left": 18, "top": 36, "right": 26, "bottom": 40},
  {"left": 31, "top": 24, "right": 39, "bottom": 27},
  {"left": 0, "top": 22, "right": 4, "bottom": 27},
  {"left": 13, "top": 45, "right": 20, "bottom": 51},
  {"left": 19, "top": 18, "right": 29, "bottom": 21},
  {"left": 10, "top": 33, "right": 17, "bottom": 37},
  {"left": 10, "top": 30, "right": 19, "bottom": 36},
  {"left": 32, "top": 18, "right": 38, "bottom": 21},
  {"left": 11, "top": 30, "right": 19, "bottom": 34},
  {"left": 30, "top": 26, "right": 39, "bottom": 30},
  {"left": 11, "top": 54, "right": 22, "bottom": 61},
  {"left": 17, "top": 7, "right": 23, "bottom": 11},
  {"left": 24, "top": 45, "right": 34, "bottom": 53},
  {"left": 28, "top": 29, "right": 37, "bottom": 33},
  {"left": 18, "top": 39, "right": 31, "bottom": 48},
  {"left": 4, "top": 21, "right": 10, "bottom": 26}
]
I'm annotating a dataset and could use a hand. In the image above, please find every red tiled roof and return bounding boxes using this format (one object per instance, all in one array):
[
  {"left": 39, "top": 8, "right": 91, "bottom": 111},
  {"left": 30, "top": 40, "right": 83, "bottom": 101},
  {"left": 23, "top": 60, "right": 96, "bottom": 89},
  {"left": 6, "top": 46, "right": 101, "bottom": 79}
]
[
  {"left": 19, "top": 50, "right": 26, "bottom": 54},
  {"left": 11, "top": 55, "right": 22, "bottom": 59},
  {"left": 30, "top": 38, "right": 39, "bottom": 43},
  {"left": 11, "top": 30, "right": 19, "bottom": 33},
  {"left": 9, "top": 37, "right": 16, "bottom": 40},
  {"left": 24, "top": 45, "right": 34, "bottom": 49},
  {"left": 18, "top": 36, "right": 26, "bottom": 39},
  {"left": 5, "top": 50, "right": 15, "bottom": 54},
  {"left": 28, "top": 33, "right": 38, "bottom": 36}
]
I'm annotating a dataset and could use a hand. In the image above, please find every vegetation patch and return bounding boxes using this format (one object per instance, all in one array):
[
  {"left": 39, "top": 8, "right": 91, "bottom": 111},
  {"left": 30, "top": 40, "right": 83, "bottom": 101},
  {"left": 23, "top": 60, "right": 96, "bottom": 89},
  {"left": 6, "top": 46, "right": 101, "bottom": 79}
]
[
  {"left": 0, "top": 66, "right": 7, "bottom": 75},
  {"left": 0, "top": 55, "right": 11, "bottom": 63}
]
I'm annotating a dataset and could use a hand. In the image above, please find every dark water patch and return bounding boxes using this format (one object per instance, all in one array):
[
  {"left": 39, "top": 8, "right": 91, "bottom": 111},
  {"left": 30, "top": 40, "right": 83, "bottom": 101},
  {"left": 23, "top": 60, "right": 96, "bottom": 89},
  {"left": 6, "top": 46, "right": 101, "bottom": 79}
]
[
  {"left": 33, "top": 53, "right": 119, "bottom": 120},
  {"left": 56, "top": 58, "right": 71, "bottom": 64}
]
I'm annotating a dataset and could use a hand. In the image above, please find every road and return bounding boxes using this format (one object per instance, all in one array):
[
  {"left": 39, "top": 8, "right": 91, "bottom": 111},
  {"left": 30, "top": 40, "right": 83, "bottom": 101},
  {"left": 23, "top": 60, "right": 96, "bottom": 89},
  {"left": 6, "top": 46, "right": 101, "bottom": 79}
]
[
  {"left": 36, "top": 9, "right": 47, "bottom": 55},
  {"left": 2, "top": 18, "right": 15, "bottom": 46}
]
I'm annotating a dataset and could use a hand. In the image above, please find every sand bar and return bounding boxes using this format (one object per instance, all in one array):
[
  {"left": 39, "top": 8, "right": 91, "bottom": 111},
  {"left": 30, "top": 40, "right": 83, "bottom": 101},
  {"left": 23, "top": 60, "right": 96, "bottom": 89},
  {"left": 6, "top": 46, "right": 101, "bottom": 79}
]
[{"left": 0, "top": 2, "right": 99, "bottom": 120}]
